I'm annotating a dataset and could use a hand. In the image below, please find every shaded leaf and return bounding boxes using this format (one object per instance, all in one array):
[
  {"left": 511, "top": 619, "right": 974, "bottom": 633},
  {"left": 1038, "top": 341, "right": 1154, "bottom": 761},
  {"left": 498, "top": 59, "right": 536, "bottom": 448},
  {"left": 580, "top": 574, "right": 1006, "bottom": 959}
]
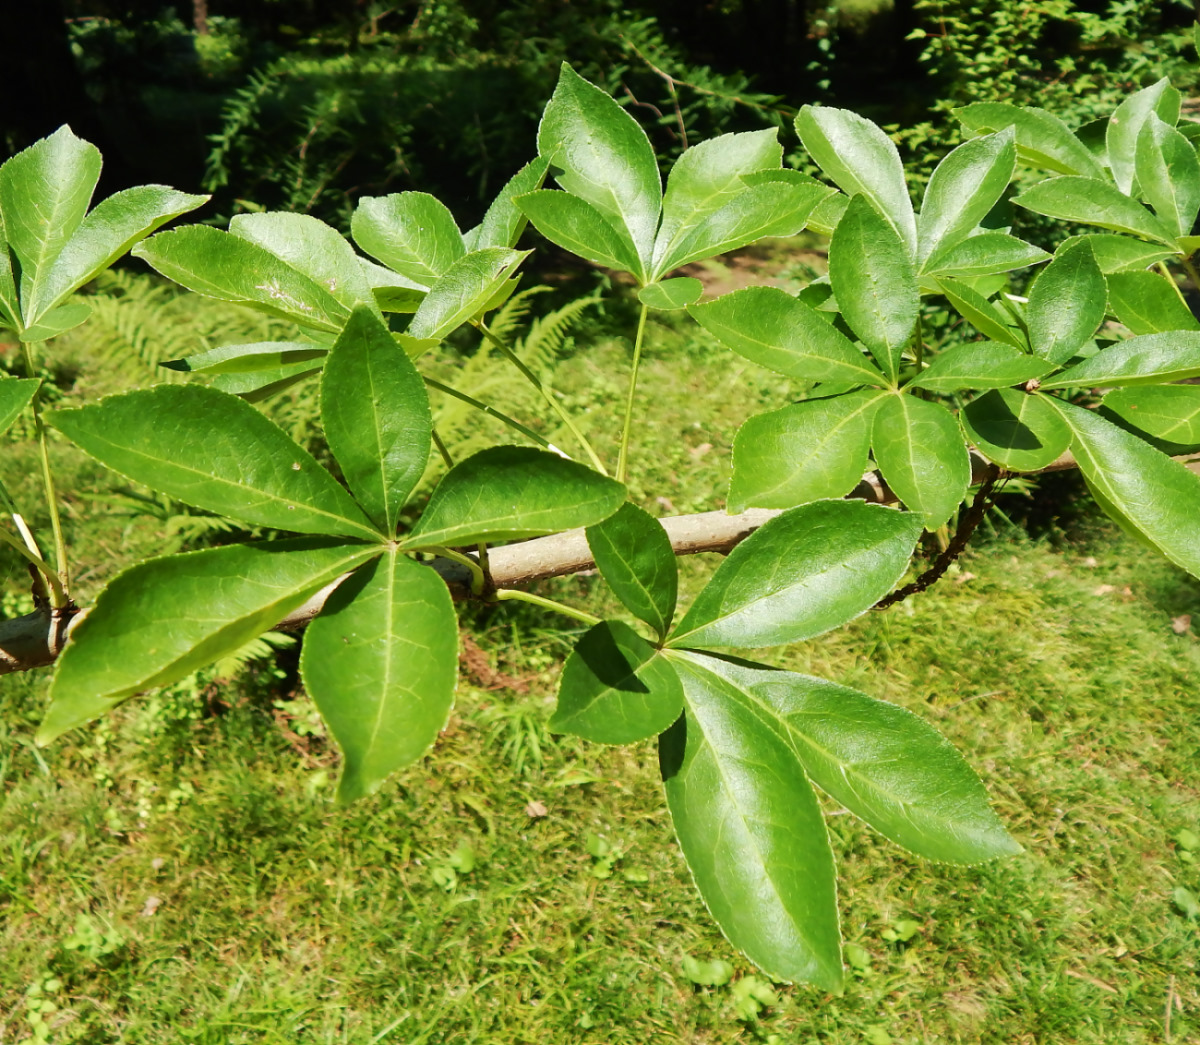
[
  {"left": 39, "top": 538, "right": 376, "bottom": 742},
  {"left": 936, "top": 277, "right": 1026, "bottom": 349},
  {"left": 401, "top": 446, "right": 625, "bottom": 549},
  {"left": 0, "top": 376, "right": 39, "bottom": 436},
  {"left": 162, "top": 341, "right": 328, "bottom": 375},
  {"left": 586, "top": 502, "right": 677, "bottom": 638},
  {"left": 550, "top": 620, "right": 683, "bottom": 744},
  {"left": 961, "top": 388, "right": 1070, "bottom": 471},
  {"left": 1057, "top": 233, "right": 1175, "bottom": 274},
  {"left": 1136, "top": 115, "right": 1200, "bottom": 239},
  {"left": 49, "top": 385, "right": 379, "bottom": 538},
  {"left": 639, "top": 277, "right": 703, "bottom": 311},
  {"left": 19, "top": 302, "right": 91, "bottom": 342},
  {"left": 1103, "top": 384, "right": 1200, "bottom": 447},
  {"left": 668, "top": 500, "right": 921, "bottom": 649},
  {"left": 1107, "top": 78, "right": 1179, "bottom": 196},
  {"left": 301, "top": 549, "right": 457, "bottom": 805}
]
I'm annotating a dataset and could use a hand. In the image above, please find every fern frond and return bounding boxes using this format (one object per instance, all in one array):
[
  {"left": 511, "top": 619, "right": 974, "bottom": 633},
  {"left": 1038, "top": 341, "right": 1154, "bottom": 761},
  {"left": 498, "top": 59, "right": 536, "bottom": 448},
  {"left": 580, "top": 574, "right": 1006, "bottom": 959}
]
[{"left": 517, "top": 291, "right": 601, "bottom": 380}]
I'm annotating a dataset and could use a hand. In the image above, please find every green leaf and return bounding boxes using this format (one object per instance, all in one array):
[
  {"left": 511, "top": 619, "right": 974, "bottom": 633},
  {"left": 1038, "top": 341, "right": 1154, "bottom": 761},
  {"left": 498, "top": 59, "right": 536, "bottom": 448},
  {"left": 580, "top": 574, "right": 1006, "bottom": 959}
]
[
  {"left": 917, "top": 130, "right": 1015, "bottom": 267},
  {"left": 796, "top": 105, "right": 917, "bottom": 254},
  {"left": 1107, "top": 78, "right": 1180, "bottom": 196},
  {"left": 0, "top": 376, "right": 39, "bottom": 435},
  {"left": 1057, "top": 233, "right": 1175, "bottom": 274},
  {"left": 668, "top": 500, "right": 921, "bottom": 650},
  {"left": 728, "top": 390, "right": 884, "bottom": 511},
  {"left": 407, "top": 247, "right": 529, "bottom": 341},
  {"left": 1027, "top": 239, "right": 1106, "bottom": 364},
  {"left": 321, "top": 307, "right": 431, "bottom": 533},
  {"left": 351, "top": 192, "right": 465, "bottom": 287},
  {"left": 230, "top": 212, "right": 375, "bottom": 313},
  {"left": 133, "top": 226, "right": 349, "bottom": 332},
  {"left": 1013, "top": 177, "right": 1178, "bottom": 247},
  {"left": 401, "top": 446, "right": 625, "bottom": 549},
  {"left": 872, "top": 394, "right": 971, "bottom": 529},
  {"left": 517, "top": 189, "right": 641, "bottom": 274},
  {"left": 936, "top": 278, "right": 1025, "bottom": 349},
  {"left": 0, "top": 126, "right": 100, "bottom": 324},
  {"left": 652, "top": 172, "right": 832, "bottom": 277},
  {"left": 922, "top": 232, "right": 1049, "bottom": 279},
  {"left": 1103, "top": 385, "right": 1200, "bottom": 447},
  {"left": 682, "top": 655, "right": 1022, "bottom": 863},
  {"left": 638, "top": 277, "right": 703, "bottom": 311},
  {"left": 362, "top": 259, "right": 426, "bottom": 313},
  {"left": 806, "top": 192, "right": 850, "bottom": 237},
  {"left": 954, "top": 102, "right": 1105, "bottom": 177},
  {"left": 39, "top": 538, "right": 376, "bottom": 742},
  {"left": 301, "top": 549, "right": 457, "bottom": 805},
  {"left": 49, "top": 385, "right": 379, "bottom": 539},
  {"left": 1136, "top": 116, "right": 1200, "bottom": 239},
  {"left": 1105, "top": 270, "right": 1199, "bottom": 334},
  {"left": 828, "top": 195, "right": 918, "bottom": 382},
  {"left": 19, "top": 302, "right": 91, "bottom": 342},
  {"left": 652, "top": 129, "right": 782, "bottom": 274},
  {"left": 0, "top": 226, "right": 19, "bottom": 328},
  {"left": 212, "top": 363, "right": 323, "bottom": 401},
  {"left": 538, "top": 64, "right": 660, "bottom": 279},
  {"left": 661, "top": 651, "right": 842, "bottom": 990},
  {"left": 550, "top": 620, "right": 683, "bottom": 744},
  {"left": 465, "top": 156, "right": 551, "bottom": 251},
  {"left": 1042, "top": 331, "right": 1200, "bottom": 389},
  {"left": 1050, "top": 397, "right": 1200, "bottom": 579},
  {"left": 162, "top": 341, "right": 328, "bottom": 375},
  {"left": 687, "top": 286, "right": 885, "bottom": 386},
  {"left": 26, "top": 185, "right": 206, "bottom": 325},
  {"left": 585, "top": 502, "right": 678, "bottom": 639},
  {"left": 961, "top": 388, "right": 1070, "bottom": 471},
  {"left": 907, "top": 341, "right": 1053, "bottom": 393}
]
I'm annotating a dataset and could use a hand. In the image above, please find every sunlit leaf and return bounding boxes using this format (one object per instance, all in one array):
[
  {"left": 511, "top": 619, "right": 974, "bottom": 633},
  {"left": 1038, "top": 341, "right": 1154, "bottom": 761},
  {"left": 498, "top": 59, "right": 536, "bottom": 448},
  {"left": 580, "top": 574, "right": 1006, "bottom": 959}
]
[
  {"left": 351, "top": 192, "right": 465, "bottom": 287},
  {"left": 1027, "top": 238, "right": 1106, "bottom": 364},
  {"left": 872, "top": 394, "right": 970, "bottom": 529},
  {"left": 907, "top": 341, "right": 1053, "bottom": 393},
  {"left": 1105, "top": 270, "right": 1199, "bottom": 334},
  {"left": 1041, "top": 331, "right": 1200, "bottom": 389},
  {"left": 516, "top": 189, "right": 641, "bottom": 274},
  {"left": 586, "top": 503, "right": 677, "bottom": 639},
  {"left": 954, "top": 102, "right": 1105, "bottom": 177},
  {"left": 1107, "top": 78, "right": 1179, "bottom": 196},
  {"left": 407, "top": 248, "right": 529, "bottom": 341}
]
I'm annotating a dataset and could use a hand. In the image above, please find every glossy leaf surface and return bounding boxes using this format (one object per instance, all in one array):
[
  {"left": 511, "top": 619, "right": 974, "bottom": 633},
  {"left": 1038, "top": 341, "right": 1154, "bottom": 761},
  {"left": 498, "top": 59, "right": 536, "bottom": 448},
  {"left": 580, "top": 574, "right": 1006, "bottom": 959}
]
[
  {"left": 917, "top": 130, "right": 1015, "bottom": 266},
  {"left": 954, "top": 102, "right": 1104, "bottom": 177},
  {"left": 1105, "top": 270, "right": 1199, "bottom": 335},
  {"left": 133, "top": 226, "right": 349, "bottom": 332},
  {"left": 661, "top": 651, "right": 842, "bottom": 990},
  {"left": 321, "top": 307, "right": 431, "bottom": 532},
  {"left": 686, "top": 655, "right": 1022, "bottom": 863},
  {"left": 1042, "top": 331, "right": 1200, "bottom": 389},
  {"left": 1136, "top": 116, "right": 1200, "bottom": 239},
  {"left": 1027, "top": 239, "right": 1106, "bottom": 364},
  {"left": 401, "top": 446, "right": 625, "bottom": 549},
  {"left": 538, "top": 64, "right": 660, "bottom": 277},
  {"left": 586, "top": 503, "right": 677, "bottom": 638},
  {"left": 872, "top": 394, "right": 970, "bottom": 529},
  {"left": 668, "top": 500, "right": 921, "bottom": 649},
  {"left": 729, "top": 391, "right": 883, "bottom": 511},
  {"left": 937, "top": 278, "right": 1025, "bottom": 348},
  {"left": 688, "top": 286, "right": 885, "bottom": 385},
  {"left": 516, "top": 190, "right": 641, "bottom": 274},
  {"left": 1058, "top": 233, "right": 1175, "bottom": 274},
  {"left": 828, "top": 194, "right": 918, "bottom": 381},
  {"left": 1104, "top": 385, "right": 1200, "bottom": 446},
  {"left": 907, "top": 341, "right": 1053, "bottom": 393},
  {"left": 961, "top": 388, "right": 1070, "bottom": 471},
  {"left": 1052, "top": 397, "right": 1200, "bottom": 579},
  {"left": 1013, "top": 177, "right": 1178, "bottom": 246},
  {"left": 467, "top": 156, "right": 550, "bottom": 251},
  {"left": 19, "top": 302, "right": 91, "bottom": 342},
  {"left": 50, "top": 386, "right": 378, "bottom": 538},
  {"left": 922, "top": 232, "right": 1049, "bottom": 278},
  {"left": 796, "top": 105, "right": 917, "bottom": 253},
  {"left": 551, "top": 620, "right": 683, "bottom": 744},
  {"left": 638, "top": 278, "right": 703, "bottom": 311},
  {"left": 407, "top": 248, "right": 528, "bottom": 341},
  {"left": 351, "top": 192, "right": 464, "bottom": 287},
  {"left": 302, "top": 550, "right": 457, "bottom": 805},
  {"left": 40, "top": 538, "right": 375, "bottom": 742},
  {"left": 1107, "top": 78, "right": 1179, "bottom": 196}
]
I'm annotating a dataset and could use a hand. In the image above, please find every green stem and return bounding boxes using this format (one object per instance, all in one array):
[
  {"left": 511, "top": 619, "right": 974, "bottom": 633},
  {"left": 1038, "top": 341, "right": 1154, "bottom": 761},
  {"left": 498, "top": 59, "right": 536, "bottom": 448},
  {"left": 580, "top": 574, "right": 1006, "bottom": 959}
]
[
  {"left": 0, "top": 524, "right": 66, "bottom": 607},
  {"left": 474, "top": 321, "right": 609, "bottom": 475},
  {"left": 616, "top": 302, "right": 649, "bottom": 485},
  {"left": 423, "top": 376, "right": 555, "bottom": 452},
  {"left": 20, "top": 341, "right": 69, "bottom": 607},
  {"left": 491, "top": 588, "right": 602, "bottom": 626},
  {"left": 430, "top": 426, "right": 455, "bottom": 470},
  {"left": 428, "top": 546, "right": 486, "bottom": 595},
  {"left": 1157, "top": 261, "right": 1191, "bottom": 312}
]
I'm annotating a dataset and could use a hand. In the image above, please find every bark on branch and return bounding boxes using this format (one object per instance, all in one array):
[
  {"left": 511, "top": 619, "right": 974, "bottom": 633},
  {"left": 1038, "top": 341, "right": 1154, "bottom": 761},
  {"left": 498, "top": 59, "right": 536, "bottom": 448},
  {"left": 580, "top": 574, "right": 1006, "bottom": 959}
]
[{"left": 0, "top": 450, "right": 1091, "bottom": 676}]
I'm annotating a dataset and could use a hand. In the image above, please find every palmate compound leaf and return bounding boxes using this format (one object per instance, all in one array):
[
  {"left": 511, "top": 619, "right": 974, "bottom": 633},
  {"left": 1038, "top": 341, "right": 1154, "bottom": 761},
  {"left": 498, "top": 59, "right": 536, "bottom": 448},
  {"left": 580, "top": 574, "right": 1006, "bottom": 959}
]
[
  {"left": 49, "top": 385, "right": 380, "bottom": 540},
  {"left": 321, "top": 306, "right": 431, "bottom": 534},
  {"left": 660, "top": 650, "right": 842, "bottom": 990},
  {"left": 676, "top": 653, "right": 1022, "bottom": 864},
  {"left": 400, "top": 446, "right": 625, "bottom": 550},
  {"left": 585, "top": 503, "right": 677, "bottom": 640},
  {"left": 301, "top": 549, "right": 457, "bottom": 805},
  {"left": 1050, "top": 397, "right": 1200, "bottom": 580},
  {"left": 516, "top": 190, "right": 643, "bottom": 275},
  {"left": 667, "top": 500, "right": 921, "bottom": 651},
  {"left": 39, "top": 538, "right": 377, "bottom": 742},
  {"left": 550, "top": 620, "right": 683, "bottom": 744},
  {"left": 728, "top": 390, "right": 885, "bottom": 512},
  {"left": 871, "top": 394, "right": 971, "bottom": 530}
]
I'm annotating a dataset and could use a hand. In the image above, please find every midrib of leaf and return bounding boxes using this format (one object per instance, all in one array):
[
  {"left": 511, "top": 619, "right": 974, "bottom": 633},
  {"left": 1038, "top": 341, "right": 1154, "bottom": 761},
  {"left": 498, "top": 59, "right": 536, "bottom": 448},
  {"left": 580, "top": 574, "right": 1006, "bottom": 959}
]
[
  {"left": 74, "top": 430, "right": 379, "bottom": 540},
  {"left": 20, "top": 172, "right": 93, "bottom": 320},
  {"left": 654, "top": 182, "right": 743, "bottom": 275},
  {"left": 364, "top": 551, "right": 399, "bottom": 760},
  {"left": 706, "top": 316, "right": 881, "bottom": 384}
]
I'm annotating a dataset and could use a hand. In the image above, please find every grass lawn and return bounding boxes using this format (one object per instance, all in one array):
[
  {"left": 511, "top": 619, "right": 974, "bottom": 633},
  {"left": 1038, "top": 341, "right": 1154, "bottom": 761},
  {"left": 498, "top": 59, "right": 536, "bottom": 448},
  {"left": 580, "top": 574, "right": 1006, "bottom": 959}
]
[{"left": 1, "top": 277, "right": 1198, "bottom": 1043}]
